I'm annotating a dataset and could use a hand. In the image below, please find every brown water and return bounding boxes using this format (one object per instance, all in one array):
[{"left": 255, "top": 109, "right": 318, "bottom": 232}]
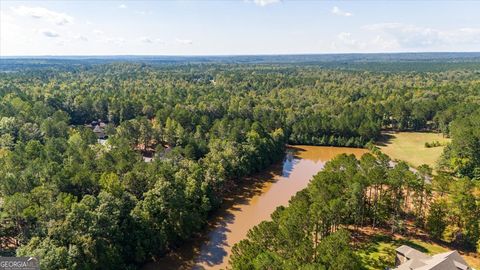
[{"left": 145, "top": 145, "right": 368, "bottom": 270}]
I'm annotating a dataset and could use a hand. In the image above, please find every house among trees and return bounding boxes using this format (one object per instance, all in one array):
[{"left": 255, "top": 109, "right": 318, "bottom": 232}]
[
  {"left": 86, "top": 120, "right": 106, "bottom": 139},
  {"left": 394, "top": 245, "right": 472, "bottom": 270}
]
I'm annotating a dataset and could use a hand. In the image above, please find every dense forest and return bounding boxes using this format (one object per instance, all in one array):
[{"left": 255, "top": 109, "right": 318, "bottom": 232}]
[{"left": 0, "top": 56, "right": 479, "bottom": 269}]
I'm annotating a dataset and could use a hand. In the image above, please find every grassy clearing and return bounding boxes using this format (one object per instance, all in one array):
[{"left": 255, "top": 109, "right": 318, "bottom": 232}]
[
  {"left": 355, "top": 234, "right": 396, "bottom": 270},
  {"left": 376, "top": 132, "right": 451, "bottom": 168},
  {"left": 355, "top": 231, "right": 480, "bottom": 270}
]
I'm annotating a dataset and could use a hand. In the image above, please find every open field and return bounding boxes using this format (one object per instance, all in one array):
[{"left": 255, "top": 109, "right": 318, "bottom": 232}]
[
  {"left": 376, "top": 132, "right": 451, "bottom": 168},
  {"left": 354, "top": 228, "right": 480, "bottom": 270}
]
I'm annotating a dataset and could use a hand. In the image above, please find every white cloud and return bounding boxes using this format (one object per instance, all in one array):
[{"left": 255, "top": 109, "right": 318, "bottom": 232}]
[
  {"left": 325, "top": 24, "right": 480, "bottom": 52},
  {"left": 331, "top": 6, "right": 352, "bottom": 17},
  {"left": 74, "top": 35, "right": 88, "bottom": 41},
  {"left": 363, "top": 23, "right": 480, "bottom": 48},
  {"left": 250, "top": 0, "right": 281, "bottom": 7},
  {"left": 39, "top": 29, "right": 60, "bottom": 38},
  {"left": 456, "top": 28, "right": 480, "bottom": 44},
  {"left": 118, "top": 4, "right": 127, "bottom": 9},
  {"left": 337, "top": 32, "right": 355, "bottom": 44},
  {"left": 335, "top": 32, "right": 366, "bottom": 49},
  {"left": 140, "top": 37, "right": 153, "bottom": 43},
  {"left": 327, "top": 32, "right": 399, "bottom": 52},
  {"left": 140, "top": 37, "right": 165, "bottom": 44},
  {"left": 370, "top": 35, "right": 398, "bottom": 50},
  {"left": 1, "top": 10, "right": 28, "bottom": 47},
  {"left": 12, "top": 6, "right": 73, "bottom": 25},
  {"left": 93, "top": 29, "right": 104, "bottom": 35},
  {"left": 134, "top": 10, "right": 151, "bottom": 15},
  {"left": 106, "top": 37, "right": 125, "bottom": 45},
  {"left": 176, "top": 38, "right": 193, "bottom": 45}
]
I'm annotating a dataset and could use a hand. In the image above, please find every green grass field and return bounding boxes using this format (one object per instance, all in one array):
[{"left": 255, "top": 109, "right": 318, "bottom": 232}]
[
  {"left": 356, "top": 233, "right": 480, "bottom": 270},
  {"left": 376, "top": 132, "right": 451, "bottom": 168}
]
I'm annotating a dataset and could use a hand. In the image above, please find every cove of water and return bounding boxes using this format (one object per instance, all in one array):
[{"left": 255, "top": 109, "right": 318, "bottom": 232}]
[{"left": 144, "top": 145, "right": 368, "bottom": 270}]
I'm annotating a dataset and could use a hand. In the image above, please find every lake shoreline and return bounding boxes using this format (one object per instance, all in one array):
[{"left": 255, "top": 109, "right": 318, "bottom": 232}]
[{"left": 144, "top": 145, "right": 368, "bottom": 270}]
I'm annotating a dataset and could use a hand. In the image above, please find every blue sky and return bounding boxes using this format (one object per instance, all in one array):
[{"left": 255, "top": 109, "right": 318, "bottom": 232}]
[{"left": 1, "top": 0, "right": 479, "bottom": 56}]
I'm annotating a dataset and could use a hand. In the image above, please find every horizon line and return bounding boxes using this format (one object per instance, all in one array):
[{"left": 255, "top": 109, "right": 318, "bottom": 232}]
[{"left": 2, "top": 51, "right": 480, "bottom": 58}]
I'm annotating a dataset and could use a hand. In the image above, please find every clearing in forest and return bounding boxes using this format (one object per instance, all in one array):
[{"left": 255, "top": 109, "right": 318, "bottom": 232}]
[{"left": 376, "top": 132, "right": 451, "bottom": 168}]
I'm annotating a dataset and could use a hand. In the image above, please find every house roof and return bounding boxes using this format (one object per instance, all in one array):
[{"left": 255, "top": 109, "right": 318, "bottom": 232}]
[
  {"left": 396, "top": 245, "right": 430, "bottom": 261},
  {"left": 435, "top": 251, "right": 468, "bottom": 267},
  {"left": 93, "top": 125, "right": 103, "bottom": 133},
  {"left": 396, "top": 259, "right": 427, "bottom": 270},
  {"left": 394, "top": 246, "right": 471, "bottom": 270},
  {"left": 92, "top": 125, "right": 106, "bottom": 139}
]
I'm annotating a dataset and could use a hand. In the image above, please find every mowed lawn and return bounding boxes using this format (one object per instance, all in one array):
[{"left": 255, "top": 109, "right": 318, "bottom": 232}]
[{"left": 376, "top": 132, "right": 451, "bottom": 168}]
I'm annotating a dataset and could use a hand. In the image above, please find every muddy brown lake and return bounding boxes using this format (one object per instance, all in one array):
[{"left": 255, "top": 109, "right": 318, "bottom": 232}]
[{"left": 144, "top": 145, "right": 368, "bottom": 270}]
